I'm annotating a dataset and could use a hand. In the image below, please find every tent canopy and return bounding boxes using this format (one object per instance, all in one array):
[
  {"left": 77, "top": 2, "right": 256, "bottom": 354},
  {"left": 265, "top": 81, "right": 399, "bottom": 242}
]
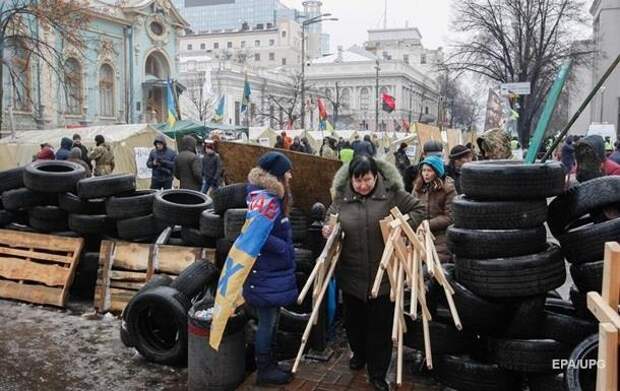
[{"left": 155, "top": 120, "right": 208, "bottom": 143}]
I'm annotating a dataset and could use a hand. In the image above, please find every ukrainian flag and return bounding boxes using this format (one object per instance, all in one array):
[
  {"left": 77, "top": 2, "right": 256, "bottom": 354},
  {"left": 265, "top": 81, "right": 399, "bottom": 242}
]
[
  {"left": 209, "top": 190, "right": 277, "bottom": 350},
  {"left": 166, "top": 79, "right": 177, "bottom": 129}
]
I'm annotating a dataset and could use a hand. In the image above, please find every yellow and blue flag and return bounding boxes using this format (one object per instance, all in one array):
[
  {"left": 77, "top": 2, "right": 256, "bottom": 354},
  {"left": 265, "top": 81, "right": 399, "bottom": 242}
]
[
  {"left": 166, "top": 79, "right": 177, "bottom": 129},
  {"left": 241, "top": 75, "right": 251, "bottom": 113},
  {"left": 209, "top": 190, "right": 278, "bottom": 350},
  {"left": 213, "top": 95, "right": 225, "bottom": 123}
]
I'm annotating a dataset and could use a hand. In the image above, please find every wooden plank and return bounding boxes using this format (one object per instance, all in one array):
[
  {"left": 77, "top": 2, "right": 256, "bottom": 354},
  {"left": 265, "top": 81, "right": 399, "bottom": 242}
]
[
  {"left": 94, "top": 241, "right": 114, "bottom": 312},
  {"left": 157, "top": 245, "right": 201, "bottom": 274},
  {"left": 0, "top": 247, "right": 73, "bottom": 264},
  {"left": 596, "top": 323, "right": 618, "bottom": 391},
  {"left": 0, "top": 257, "right": 69, "bottom": 286},
  {"left": 0, "top": 229, "right": 82, "bottom": 252},
  {"left": 113, "top": 242, "right": 150, "bottom": 271},
  {"left": 110, "top": 281, "right": 144, "bottom": 291},
  {"left": 60, "top": 238, "right": 84, "bottom": 305},
  {"left": 0, "top": 280, "right": 64, "bottom": 307},
  {"left": 109, "top": 270, "right": 147, "bottom": 282},
  {"left": 587, "top": 292, "right": 620, "bottom": 329},
  {"left": 602, "top": 242, "right": 620, "bottom": 309},
  {"left": 109, "top": 288, "right": 137, "bottom": 313}
]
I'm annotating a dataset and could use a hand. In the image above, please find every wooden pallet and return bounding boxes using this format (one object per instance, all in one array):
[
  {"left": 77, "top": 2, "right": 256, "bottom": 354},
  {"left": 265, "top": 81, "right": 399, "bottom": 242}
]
[
  {"left": 94, "top": 239, "right": 215, "bottom": 313},
  {"left": 587, "top": 242, "right": 620, "bottom": 391},
  {"left": 0, "top": 229, "right": 84, "bottom": 307}
]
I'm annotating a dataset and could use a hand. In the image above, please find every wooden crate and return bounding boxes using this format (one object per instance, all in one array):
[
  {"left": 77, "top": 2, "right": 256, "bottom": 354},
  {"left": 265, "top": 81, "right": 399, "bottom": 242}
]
[
  {"left": 0, "top": 229, "right": 84, "bottom": 307},
  {"left": 587, "top": 242, "right": 620, "bottom": 391},
  {"left": 94, "top": 240, "right": 215, "bottom": 313}
]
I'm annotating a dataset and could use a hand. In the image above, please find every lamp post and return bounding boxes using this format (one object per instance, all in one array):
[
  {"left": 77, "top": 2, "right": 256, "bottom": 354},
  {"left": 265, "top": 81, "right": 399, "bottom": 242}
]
[
  {"left": 599, "top": 85, "right": 606, "bottom": 122},
  {"left": 375, "top": 59, "right": 380, "bottom": 132},
  {"left": 300, "top": 14, "right": 337, "bottom": 130}
]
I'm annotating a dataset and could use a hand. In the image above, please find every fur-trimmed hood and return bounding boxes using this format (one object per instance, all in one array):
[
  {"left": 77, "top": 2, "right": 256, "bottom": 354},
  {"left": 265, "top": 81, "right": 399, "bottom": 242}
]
[
  {"left": 330, "top": 159, "right": 404, "bottom": 199},
  {"left": 247, "top": 167, "right": 285, "bottom": 198}
]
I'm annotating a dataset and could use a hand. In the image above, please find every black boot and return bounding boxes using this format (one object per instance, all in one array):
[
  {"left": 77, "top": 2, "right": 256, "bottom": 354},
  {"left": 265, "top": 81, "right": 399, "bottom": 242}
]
[
  {"left": 255, "top": 353, "right": 293, "bottom": 385},
  {"left": 370, "top": 377, "right": 390, "bottom": 391},
  {"left": 349, "top": 354, "right": 366, "bottom": 370}
]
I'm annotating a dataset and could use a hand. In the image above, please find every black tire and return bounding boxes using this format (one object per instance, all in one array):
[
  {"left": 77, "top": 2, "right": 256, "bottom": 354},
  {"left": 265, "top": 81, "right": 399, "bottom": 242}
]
[
  {"left": 452, "top": 195, "right": 548, "bottom": 230},
  {"left": 58, "top": 192, "right": 106, "bottom": 215},
  {"left": 569, "top": 286, "right": 596, "bottom": 321},
  {"left": 545, "top": 297, "right": 577, "bottom": 317},
  {"left": 278, "top": 308, "right": 310, "bottom": 333},
  {"left": 199, "top": 210, "right": 225, "bottom": 238},
  {"left": 125, "top": 285, "right": 189, "bottom": 365},
  {"left": 23, "top": 160, "right": 86, "bottom": 193},
  {"left": 180, "top": 227, "right": 214, "bottom": 248},
  {"left": 0, "top": 210, "right": 16, "bottom": 227},
  {"left": 0, "top": 167, "right": 24, "bottom": 193},
  {"left": 2, "top": 188, "right": 54, "bottom": 210},
  {"left": 448, "top": 225, "right": 547, "bottom": 259},
  {"left": 447, "top": 277, "right": 511, "bottom": 335},
  {"left": 404, "top": 318, "right": 473, "bottom": 356},
  {"left": 529, "top": 373, "right": 567, "bottom": 391},
  {"left": 29, "top": 205, "right": 67, "bottom": 220},
  {"left": 435, "top": 354, "right": 520, "bottom": 391},
  {"left": 542, "top": 311, "right": 597, "bottom": 347},
  {"left": 548, "top": 176, "right": 620, "bottom": 237},
  {"left": 558, "top": 217, "right": 620, "bottom": 264},
  {"left": 224, "top": 208, "right": 247, "bottom": 241},
  {"left": 570, "top": 261, "right": 603, "bottom": 293},
  {"left": 489, "top": 338, "right": 571, "bottom": 373},
  {"left": 274, "top": 329, "right": 302, "bottom": 361},
  {"left": 211, "top": 183, "right": 247, "bottom": 216},
  {"left": 290, "top": 208, "right": 307, "bottom": 243},
  {"left": 455, "top": 244, "right": 566, "bottom": 298},
  {"left": 215, "top": 238, "right": 233, "bottom": 270},
  {"left": 460, "top": 160, "right": 565, "bottom": 200},
  {"left": 106, "top": 190, "right": 156, "bottom": 219},
  {"left": 69, "top": 214, "right": 115, "bottom": 235},
  {"left": 28, "top": 214, "right": 69, "bottom": 233},
  {"left": 77, "top": 174, "right": 136, "bottom": 199},
  {"left": 153, "top": 189, "right": 211, "bottom": 228},
  {"left": 117, "top": 214, "right": 164, "bottom": 241},
  {"left": 564, "top": 334, "right": 598, "bottom": 391},
  {"left": 170, "top": 261, "right": 219, "bottom": 300},
  {"left": 503, "top": 295, "right": 547, "bottom": 339},
  {"left": 294, "top": 248, "right": 314, "bottom": 274}
]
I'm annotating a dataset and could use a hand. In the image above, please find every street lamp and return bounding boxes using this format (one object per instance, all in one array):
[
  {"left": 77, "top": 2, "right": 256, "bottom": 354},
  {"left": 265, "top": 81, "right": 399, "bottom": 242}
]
[
  {"left": 599, "top": 85, "right": 607, "bottom": 122},
  {"left": 300, "top": 14, "right": 338, "bottom": 129},
  {"left": 375, "top": 59, "right": 380, "bottom": 132}
]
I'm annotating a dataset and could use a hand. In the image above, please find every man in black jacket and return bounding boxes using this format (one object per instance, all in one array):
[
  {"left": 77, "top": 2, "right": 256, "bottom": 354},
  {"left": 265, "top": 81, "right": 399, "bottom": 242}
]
[{"left": 201, "top": 140, "right": 223, "bottom": 194}]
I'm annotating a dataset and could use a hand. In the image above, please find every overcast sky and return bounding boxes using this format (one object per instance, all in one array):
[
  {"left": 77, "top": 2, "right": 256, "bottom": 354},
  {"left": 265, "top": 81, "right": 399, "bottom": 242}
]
[{"left": 281, "top": 0, "right": 594, "bottom": 53}]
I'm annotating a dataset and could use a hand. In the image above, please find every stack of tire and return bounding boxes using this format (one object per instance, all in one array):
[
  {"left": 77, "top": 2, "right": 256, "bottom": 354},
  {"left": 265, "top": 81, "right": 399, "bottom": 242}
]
[
  {"left": 120, "top": 261, "right": 220, "bottom": 366},
  {"left": 419, "top": 160, "right": 597, "bottom": 391}
]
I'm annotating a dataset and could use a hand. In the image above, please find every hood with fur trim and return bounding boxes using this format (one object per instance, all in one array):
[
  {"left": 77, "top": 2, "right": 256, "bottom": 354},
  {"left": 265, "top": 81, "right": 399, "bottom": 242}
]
[
  {"left": 330, "top": 159, "right": 404, "bottom": 199},
  {"left": 247, "top": 167, "right": 285, "bottom": 198}
]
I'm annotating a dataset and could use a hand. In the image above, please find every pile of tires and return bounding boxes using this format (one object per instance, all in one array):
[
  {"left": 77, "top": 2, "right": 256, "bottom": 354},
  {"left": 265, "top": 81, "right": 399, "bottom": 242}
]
[
  {"left": 422, "top": 160, "right": 597, "bottom": 390},
  {"left": 120, "top": 261, "right": 219, "bottom": 366}
]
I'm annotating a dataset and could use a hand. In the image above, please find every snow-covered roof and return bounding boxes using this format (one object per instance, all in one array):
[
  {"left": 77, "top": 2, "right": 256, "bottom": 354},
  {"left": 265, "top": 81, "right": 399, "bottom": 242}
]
[{"left": 312, "top": 45, "right": 377, "bottom": 64}]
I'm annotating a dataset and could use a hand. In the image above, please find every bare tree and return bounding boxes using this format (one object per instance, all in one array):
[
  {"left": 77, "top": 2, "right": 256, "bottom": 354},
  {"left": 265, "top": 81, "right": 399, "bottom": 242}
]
[
  {"left": 437, "top": 72, "right": 482, "bottom": 130},
  {"left": 256, "top": 71, "right": 303, "bottom": 129},
  {"left": 0, "top": 0, "right": 92, "bottom": 130},
  {"left": 443, "top": 0, "right": 592, "bottom": 146},
  {"left": 183, "top": 72, "right": 216, "bottom": 123}
]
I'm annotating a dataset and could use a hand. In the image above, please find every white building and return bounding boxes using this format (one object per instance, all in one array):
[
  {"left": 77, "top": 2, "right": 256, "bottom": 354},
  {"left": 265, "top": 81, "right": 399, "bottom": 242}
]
[
  {"left": 590, "top": 0, "right": 620, "bottom": 132},
  {"left": 179, "top": 18, "right": 303, "bottom": 68}
]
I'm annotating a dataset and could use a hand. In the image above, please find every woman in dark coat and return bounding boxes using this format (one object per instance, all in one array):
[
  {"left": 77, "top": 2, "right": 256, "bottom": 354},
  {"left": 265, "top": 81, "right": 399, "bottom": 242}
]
[
  {"left": 243, "top": 151, "right": 297, "bottom": 386},
  {"left": 414, "top": 155, "right": 457, "bottom": 262},
  {"left": 323, "top": 155, "right": 426, "bottom": 391}
]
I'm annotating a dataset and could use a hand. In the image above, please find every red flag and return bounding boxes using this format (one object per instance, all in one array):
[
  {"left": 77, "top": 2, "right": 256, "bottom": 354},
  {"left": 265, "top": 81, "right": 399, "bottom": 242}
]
[
  {"left": 382, "top": 93, "right": 395, "bottom": 113},
  {"left": 317, "top": 97, "right": 328, "bottom": 120}
]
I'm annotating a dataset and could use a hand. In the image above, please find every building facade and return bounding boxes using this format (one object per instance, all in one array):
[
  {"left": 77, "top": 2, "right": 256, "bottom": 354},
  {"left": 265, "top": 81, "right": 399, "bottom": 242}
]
[
  {"left": 1, "top": 0, "right": 188, "bottom": 132},
  {"left": 180, "top": 18, "right": 303, "bottom": 67},
  {"left": 590, "top": 0, "right": 620, "bottom": 132}
]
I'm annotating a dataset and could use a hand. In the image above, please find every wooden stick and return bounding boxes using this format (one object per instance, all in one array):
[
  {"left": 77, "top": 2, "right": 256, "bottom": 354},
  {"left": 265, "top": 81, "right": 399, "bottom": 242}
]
[
  {"left": 292, "top": 246, "right": 341, "bottom": 373},
  {"left": 397, "top": 316, "right": 404, "bottom": 385},
  {"left": 410, "top": 249, "right": 419, "bottom": 318},
  {"left": 298, "top": 259, "right": 322, "bottom": 305},
  {"left": 371, "top": 227, "right": 400, "bottom": 297},
  {"left": 390, "top": 207, "right": 426, "bottom": 254},
  {"left": 420, "top": 271, "right": 433, "bottom": 369},
  {"left": 392, "top": 261, "right": 404, "bottom": 342}
]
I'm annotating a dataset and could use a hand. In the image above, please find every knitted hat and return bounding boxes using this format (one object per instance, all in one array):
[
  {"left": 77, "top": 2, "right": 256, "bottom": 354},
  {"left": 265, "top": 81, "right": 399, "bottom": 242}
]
[
  {"left": 36, "top": 147, "right": 55, "bottom": 160},
  {"left": 423, "top": 140, "right": 443, "bottom": 155},
  {"left": 257, "top": 151, "right": 292, "bottom": 178},
  {"left": 69, "top": 147, "right": 82, "bottom": 159},
  {"left": 449, "top": 145, "right": 472, "bottom": 160},
  {"left": 420, "top": 155, "right": 445, "bottom": 177}
]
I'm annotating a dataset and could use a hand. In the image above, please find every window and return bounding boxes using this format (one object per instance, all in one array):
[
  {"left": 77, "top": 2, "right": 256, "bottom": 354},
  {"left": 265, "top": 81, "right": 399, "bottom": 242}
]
[
  {"left": 269, "top": 52, "right": 275, "bottom": 61},
  {"left": 281, "top": 58, "right": 287, "bottom": 65},
  {"left": 214, "top": 42, "right": 219, "bottom": 49},
  {"left": 241, "top": 41, "right": 246, "bottom": 48},
  {"left": 255, "top": 53, "right": 261, "bottom": 61},
  {"left": 341, "top": 88, "right": 350, "bottom": 110},
  {"left": 425, "top": 106, "right": 429, "bottom": 114},
  {"left": 403, "top": 54, "right": 409, "bottom": 64},
  {"left": 281, "top": 30, "right": 286, "bottom": 38},
  {"left": 360, "top": 87, "right": 370, "bottom": 111},
  {"left": 227, "top": 41, "right": 232, "bottom": 48},
  {"left": 421, "top": 54, "right": 427, "bottom": 64},
  {"left": 269, "top": 39, "right": 275, "bottom": 46},
  {"left": 11, "top": 43, "right": 30, "bottom": 111},
  {"left": 254, "top": 40, "right": 260, "bottom": 47},
  {"left": 187, "top": 44, "right": 192, "bottom": 50},
  {"left": 234, "top": 101, "right": 240, "bottom": 125},
  {"left": 200, "top": 43, "right": 205, "bottom": 50},
  {"left": 150, "top": 21, "right": 164, "bottom": 36},
  {"left": 64, "top": 58, "right": 82, "bottom": 115},
  {"left": 99, "top": 64, "right": 114, "bottom": 117}
]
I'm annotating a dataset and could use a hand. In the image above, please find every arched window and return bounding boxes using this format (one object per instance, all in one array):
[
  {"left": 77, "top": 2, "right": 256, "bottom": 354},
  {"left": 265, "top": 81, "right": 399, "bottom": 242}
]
[
  {"left": 11, "top": 42, "right": 31, "bottom": 111},
  {"left": 340, "top": 88, "right": 350, "bottom": 110},
  {"left": 360, "top": 88, "right": 370, "bottom": 111},
  {"left": 65, "top": 58, "right": 82, "bottom": 115},
  {"left": 99, "top": 64, "right": 114, "bottom": 117}
]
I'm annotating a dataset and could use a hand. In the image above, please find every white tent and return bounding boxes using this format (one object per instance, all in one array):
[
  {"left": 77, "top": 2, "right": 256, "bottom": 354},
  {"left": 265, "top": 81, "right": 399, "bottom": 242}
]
[{"left": 0, "top": 124, "right": 176, "bottom": 189}]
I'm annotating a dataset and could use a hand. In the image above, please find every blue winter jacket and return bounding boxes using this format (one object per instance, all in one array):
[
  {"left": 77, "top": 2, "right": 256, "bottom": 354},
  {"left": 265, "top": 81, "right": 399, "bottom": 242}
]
[
  {"left": 243, "top": 181, "right": 298, "bottom": 308},
  {"left": 146, "top": 146, "right": 177, "bottom": 181},
  {"left": 55, "top": 137, "right": 73, "bottom": 161}
]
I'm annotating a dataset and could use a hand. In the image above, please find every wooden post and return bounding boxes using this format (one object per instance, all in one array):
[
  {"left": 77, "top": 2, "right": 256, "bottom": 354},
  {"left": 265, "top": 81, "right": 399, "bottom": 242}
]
[{"left": 597, "top": 323, "right": 618, "bottom": 391}]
